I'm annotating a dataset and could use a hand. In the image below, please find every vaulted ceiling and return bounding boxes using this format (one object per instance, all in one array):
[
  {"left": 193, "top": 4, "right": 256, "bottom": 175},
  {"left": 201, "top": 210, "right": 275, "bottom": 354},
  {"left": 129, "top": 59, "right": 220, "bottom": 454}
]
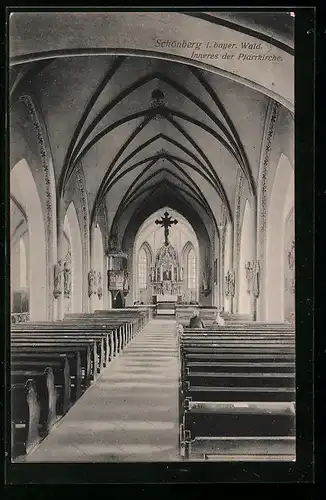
[{"left": 10, "top": 12, "right": 293, "bottom": 244}]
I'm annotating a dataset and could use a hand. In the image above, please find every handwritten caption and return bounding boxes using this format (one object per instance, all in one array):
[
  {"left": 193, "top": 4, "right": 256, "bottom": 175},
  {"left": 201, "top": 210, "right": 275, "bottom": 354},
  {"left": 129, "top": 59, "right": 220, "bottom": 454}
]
[{"left": 154, "top": 39, "right": 284, "bottom": 62}]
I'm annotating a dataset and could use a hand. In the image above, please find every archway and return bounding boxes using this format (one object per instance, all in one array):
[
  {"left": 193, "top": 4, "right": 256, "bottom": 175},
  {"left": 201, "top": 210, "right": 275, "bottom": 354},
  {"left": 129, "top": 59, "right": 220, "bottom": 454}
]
[
  {"left": 238, "top": 199, "right": 254, "bottom": 315},
  {"left": 10, "top": 159, "right": 47, "bottom": 320},
  {"left": 63, "top": 202, "right": 83, "bottom": 313},
  {"left": 265, "top": 154, "right": 294, "bottom": 321},
  {"left": 10, "top": 197, "right": 30, "bottom": 320}
]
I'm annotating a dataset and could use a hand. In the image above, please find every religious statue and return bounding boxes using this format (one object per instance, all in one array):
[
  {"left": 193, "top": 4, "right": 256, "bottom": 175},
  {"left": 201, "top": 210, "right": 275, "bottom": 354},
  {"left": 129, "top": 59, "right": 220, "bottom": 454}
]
[
  {"left": 288, "top": 240, "right": 295, "bottom": 270},
  {"left": 229, "top": 270, "right": 235, "bottom": 297},
  {"left": 245, "top": 261, "right": 253, "bottom": 294},
  {"left": 108, "top": 225, "right": 119, "bottom": 252},
  {"left": 155, "top": 211, "right": 178, "bottom": 246},
  {"left": 63, "top": 251, "right": 71, "bottom": 299},
  {"left": 53, "top": 260, "right": 63, "bottom": 298},
  {"left": 88, "top": 270, "right": 97, "bottom": 297},
  {"left": 97, "top": 272, "right": 102, "bottom": 300},
  {"left": 123, "top": 271, "right": 130, "bottom": 296},
  {"left": 252, "top": 260, "right": 260, "bottom": 298}
]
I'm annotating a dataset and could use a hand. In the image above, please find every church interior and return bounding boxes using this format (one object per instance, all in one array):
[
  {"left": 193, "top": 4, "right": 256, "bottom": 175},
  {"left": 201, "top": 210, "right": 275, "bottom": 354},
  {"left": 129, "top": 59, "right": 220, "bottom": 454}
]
[{"left": 9, "top": 11, "right": 295, "bottom": 464}]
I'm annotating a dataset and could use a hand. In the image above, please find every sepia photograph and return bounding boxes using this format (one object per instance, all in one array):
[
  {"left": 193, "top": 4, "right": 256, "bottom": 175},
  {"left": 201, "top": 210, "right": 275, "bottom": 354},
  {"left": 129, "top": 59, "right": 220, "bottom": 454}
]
[{"left": 7, "top": 9, "right": 303, "bottom": 476}]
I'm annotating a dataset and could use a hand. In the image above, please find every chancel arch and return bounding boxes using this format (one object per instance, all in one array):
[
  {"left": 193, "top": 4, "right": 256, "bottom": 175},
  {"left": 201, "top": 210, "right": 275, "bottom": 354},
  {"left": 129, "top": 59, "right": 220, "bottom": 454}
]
[{"left": 10, "top": 159, "right": 47, "bottom": 320}]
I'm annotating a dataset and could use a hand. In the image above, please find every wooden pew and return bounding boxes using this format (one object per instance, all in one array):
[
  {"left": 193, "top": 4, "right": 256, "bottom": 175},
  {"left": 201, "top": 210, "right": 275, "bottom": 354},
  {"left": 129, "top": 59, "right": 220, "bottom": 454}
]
[
  {"left": 11, "top": 333, "right": 103, "bottom": 376},
  {"left": 11, "top": 339, "right": 94, "bottom": 385},
  {"left": 11, "top": 367, "right": 57, "bottom": 436},
  {"left": 178, "top": 327, "right": 296, "bottom": 460},
  {"left": 188, "top": 436, "right": 296, "bottom": 461},
  {"left": 11, "top": 355, "right": 72, "bottom": 414},
  {"left": 180, "top": 400, "right": 295, "bottom": 459},
  {"left": 11, "top": 379, "right": 41, "bottom": 458}
]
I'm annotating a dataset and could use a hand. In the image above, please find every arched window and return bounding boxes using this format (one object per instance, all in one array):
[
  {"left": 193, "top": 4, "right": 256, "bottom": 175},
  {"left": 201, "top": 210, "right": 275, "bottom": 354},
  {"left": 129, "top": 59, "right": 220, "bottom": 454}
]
[
  {"left": 187, "top": 249, "right": 196, "bottom": 289},
  {"left": 138, "top": 248, "right": 147, "bottom": 289}
]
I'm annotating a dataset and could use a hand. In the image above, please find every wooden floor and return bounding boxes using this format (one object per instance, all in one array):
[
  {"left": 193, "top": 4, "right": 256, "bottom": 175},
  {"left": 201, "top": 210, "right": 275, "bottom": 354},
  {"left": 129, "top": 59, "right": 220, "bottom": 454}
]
[{"left": 22, "top": 319, "right": 181, "bottom": 462}]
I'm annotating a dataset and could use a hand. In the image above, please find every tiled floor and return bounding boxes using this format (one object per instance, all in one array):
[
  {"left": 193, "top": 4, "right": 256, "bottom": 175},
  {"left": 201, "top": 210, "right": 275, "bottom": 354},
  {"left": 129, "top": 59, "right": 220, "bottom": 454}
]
[{"left": 24, "top": 319, "right": 181, "bottom": 462}]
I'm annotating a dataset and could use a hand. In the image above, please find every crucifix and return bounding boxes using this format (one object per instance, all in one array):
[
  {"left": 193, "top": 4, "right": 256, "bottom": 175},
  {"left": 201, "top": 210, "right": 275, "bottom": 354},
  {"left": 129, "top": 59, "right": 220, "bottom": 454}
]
[{"left": 155, "top": 211, "right": 178, "bottom": 246}]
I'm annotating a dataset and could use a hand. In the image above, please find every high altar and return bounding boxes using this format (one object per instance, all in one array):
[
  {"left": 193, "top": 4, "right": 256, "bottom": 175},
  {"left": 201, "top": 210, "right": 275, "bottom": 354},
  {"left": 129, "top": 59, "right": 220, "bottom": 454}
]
[{"left": 150, "top": 211, "right": 183, "bottom": 304}]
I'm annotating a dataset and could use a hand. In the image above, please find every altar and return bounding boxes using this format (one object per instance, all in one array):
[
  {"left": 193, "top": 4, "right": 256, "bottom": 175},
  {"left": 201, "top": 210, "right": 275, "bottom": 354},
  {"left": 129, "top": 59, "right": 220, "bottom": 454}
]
[{"left": 156, "top": 294, "right": 177, "bottom": 303}]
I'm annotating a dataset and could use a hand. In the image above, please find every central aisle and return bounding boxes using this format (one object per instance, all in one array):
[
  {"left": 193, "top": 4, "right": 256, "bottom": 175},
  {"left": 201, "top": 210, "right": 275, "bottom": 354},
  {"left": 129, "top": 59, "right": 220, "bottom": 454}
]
[{"left": 25, "top": 319, "right": 181, "bottom": 462}]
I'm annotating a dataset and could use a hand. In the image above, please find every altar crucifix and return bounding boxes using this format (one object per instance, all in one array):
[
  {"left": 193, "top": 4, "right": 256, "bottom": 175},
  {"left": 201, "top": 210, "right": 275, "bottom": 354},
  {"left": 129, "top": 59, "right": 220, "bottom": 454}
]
[{"left": 155, "top": 211, "right": 178, "bottom": 246}]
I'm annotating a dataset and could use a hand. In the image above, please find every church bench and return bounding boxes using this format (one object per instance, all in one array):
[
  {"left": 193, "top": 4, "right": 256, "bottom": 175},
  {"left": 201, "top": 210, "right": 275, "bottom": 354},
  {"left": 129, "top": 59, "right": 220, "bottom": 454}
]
[
  {"left": 184, "top": 325, "right": 295, "bottom": 333},
  {"left": 12, "top": 321, "right": 124, "bottom": 362},
  {"left": 180, "top": 346, "right": 295, "bottom": 356},
  {"left": 182, "top": 400, "right": 295, "bottom": 438},
  {"left": 11, "top": 368, "right": 57, "bottom": 437},
  {"left": 183, "top": 352, "right": 295, "bottom": 362},
  {"left": 182, "top": 371, "right": 295, "bottom": 389},
  {"left": 59, "top": 320, "right": 132, "bottom": 355},
  {"left": 11, "top": 348, "right": 82, "bottom": 401},
  {"left": 180, "top": 400, "right": 295, "bottom": 459},
  {"left": 181, "top": 385, "right": 295, "bottom": 403},
  {"left": 186, "top": 436, "right": 296, "bottom": 461},
  {"left": 186, "top": 361, "right": 295, "bottom": 374},
  {"left": 10, "top": 342, "right": 93, "bottom": 387},
  {"left": 12, "top": 332, "right": 105, "bottom": 374},
  {"left": 11, "top": 356, "right": 72, "bottom": 414},
  {"left": 11, "top": 379, "right": 41, "bottom": 458}
]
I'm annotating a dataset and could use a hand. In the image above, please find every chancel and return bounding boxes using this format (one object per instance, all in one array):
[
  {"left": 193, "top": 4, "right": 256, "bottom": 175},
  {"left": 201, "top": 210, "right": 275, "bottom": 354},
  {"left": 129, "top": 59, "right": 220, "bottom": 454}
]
[{"left": 9, "top": 11, "right": 296, "bottom": 466}]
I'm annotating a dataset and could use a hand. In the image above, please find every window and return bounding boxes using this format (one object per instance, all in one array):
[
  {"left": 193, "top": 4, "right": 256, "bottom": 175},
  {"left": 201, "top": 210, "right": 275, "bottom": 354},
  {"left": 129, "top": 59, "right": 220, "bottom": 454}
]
[
  {"left": 138, "top": 248, "right": 147, "bottom": 289},
  {"left": 187, "top": 249, "right": 196, "bottom": 289}
]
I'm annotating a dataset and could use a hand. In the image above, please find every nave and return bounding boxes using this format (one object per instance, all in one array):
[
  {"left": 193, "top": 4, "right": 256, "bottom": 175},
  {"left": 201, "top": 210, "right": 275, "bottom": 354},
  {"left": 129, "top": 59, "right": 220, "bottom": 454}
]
[
  {"left": 9, "top": 12, "right": 297, "bottom": 468},
  {"left": 19, "top": 319, "right": 180, "bottom": 463}
]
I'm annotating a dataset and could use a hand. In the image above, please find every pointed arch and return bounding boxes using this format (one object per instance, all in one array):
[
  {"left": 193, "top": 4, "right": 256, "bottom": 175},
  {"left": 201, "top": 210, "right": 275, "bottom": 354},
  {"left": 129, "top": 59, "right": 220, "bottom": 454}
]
[
  {"left": 265, "top": 153, "right": 294, "bottom": 321},
  {"left": 11, "top": 159, "right": 47, "bottom": 320},
  {"left": 64, "top": 201, "right": 83, "bottom": 313}
]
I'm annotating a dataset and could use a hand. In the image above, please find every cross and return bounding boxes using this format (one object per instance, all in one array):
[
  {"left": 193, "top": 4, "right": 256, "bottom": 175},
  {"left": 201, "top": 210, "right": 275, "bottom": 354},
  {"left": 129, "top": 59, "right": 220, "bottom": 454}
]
[{"left": 155, "top": 211, "right": 178, "bottom": 246}]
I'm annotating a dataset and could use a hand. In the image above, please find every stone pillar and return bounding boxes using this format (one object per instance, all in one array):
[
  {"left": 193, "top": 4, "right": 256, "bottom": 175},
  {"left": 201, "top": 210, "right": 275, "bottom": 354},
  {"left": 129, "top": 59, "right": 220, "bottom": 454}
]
[{"left": 56, "top": 220, "right": 65, "bottom": 320}]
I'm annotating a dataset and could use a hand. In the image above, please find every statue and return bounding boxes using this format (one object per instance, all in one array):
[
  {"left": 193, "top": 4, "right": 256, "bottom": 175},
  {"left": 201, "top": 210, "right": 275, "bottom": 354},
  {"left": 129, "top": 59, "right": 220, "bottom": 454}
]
[
  {"left": 63, "top": 251, "right": 71, "bottom": 299},
  {"left": 108, "top": 225, "right": 119, "bottom": 252},
  {"left": 97, "top": 272, "right": 102, "bottom": 299},
  {"left": 53, "top": 260, "right": 63, "bottom": 298},
  {"left": 88, "top": 270, "right": 97, "bottom": 297},
  {"left": 288, "top": 241, "right": 295, "bottom": 270},
  {"left": 228, "top": 270, "right": 235, "bottom": 297},
  {"left": 252, "top": 260, "right": 260, "bottom": 298}
]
